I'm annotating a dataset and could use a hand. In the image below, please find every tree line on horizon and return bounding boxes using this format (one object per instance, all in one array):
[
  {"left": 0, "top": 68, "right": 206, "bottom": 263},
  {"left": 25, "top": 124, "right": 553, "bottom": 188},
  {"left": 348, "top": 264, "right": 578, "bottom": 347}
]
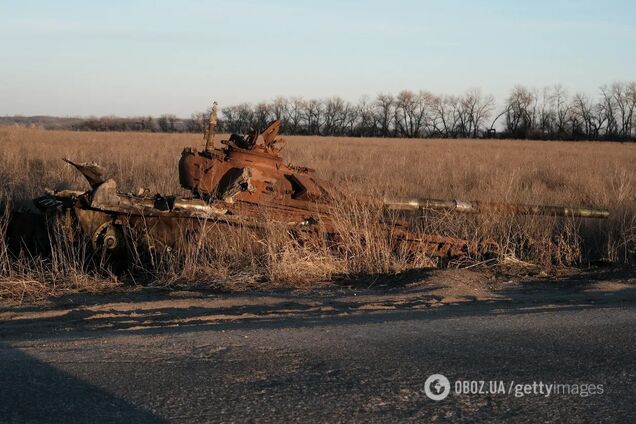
[{"left": 44, "top": 81, "right": 636, "bottom": 141}]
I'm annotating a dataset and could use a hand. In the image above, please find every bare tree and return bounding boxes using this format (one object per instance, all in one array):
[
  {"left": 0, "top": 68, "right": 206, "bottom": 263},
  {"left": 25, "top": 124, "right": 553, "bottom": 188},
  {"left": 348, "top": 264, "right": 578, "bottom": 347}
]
[
  {"left": 394, "top": 90, "right": 434, "bottom": 138},
  {"left": 285, "top": 97, "right": 304, "bottom": 134},
  {"left": 571, "top": 93, "right": 601, "bottom": 139},
  {"left": 253, "top": 102, "right": 272, "bottom": 131},
  {"left": 157, "top": 114, "right": 178, "bottom": 132},
  {"left": 271, "top": 97, "right": 288, "bottom": 121},
  {"left": 599, "top": 85, "right": 618, "bottom": 138},
  {"left": 342, "top": 101, "right": 359, "bottom": 136},
  {"left": 174, "top": 81, "right": 636, "bottom": 141},
  {"left": 188, "top": 111, "right": 207, "bottom": 132},
  {"left": 303, "top": 99, "right": 323, "bottom": 135},
  {"left": 536, "top": 87, "right": 553, "bottom": 136},
  {"left": 431, "top": 95, "right": 461, "bottom": 137},
  {"left": 550, "top": 84, "right": 571, "bottom": 137},
  {"left": 355, "top": 96, "right": 376, "bottom": 136},
  {"left": 610, "top": 82, "right": 636, "bottom": 138},
  {"left": 461, "top": 88, "right": 495, "bottom": 138},
  {"left": 628, "top": 82, "right": 636, "bottom": 137},
  {"left": 375, "top": 94, "right": 395, "bottom": 137},
  {"left": 323, "top": 97, "right": 347, "bottom": 135},
  {"left": 505, "top": 86, "right": 536, "bottom": 137}
]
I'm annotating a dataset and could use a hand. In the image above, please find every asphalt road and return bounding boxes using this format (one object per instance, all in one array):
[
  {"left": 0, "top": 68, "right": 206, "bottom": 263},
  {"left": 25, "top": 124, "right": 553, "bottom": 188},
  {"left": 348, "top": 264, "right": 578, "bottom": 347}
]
[{"left": 1, "top": 293, "right": 635, "bottom": 423}]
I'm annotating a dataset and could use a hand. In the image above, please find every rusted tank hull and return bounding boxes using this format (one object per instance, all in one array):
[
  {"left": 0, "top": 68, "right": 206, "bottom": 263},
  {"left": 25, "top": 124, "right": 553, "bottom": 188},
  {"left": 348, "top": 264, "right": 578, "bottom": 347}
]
[
  {"left": 10, "top": 116, "right": 505, "bottom": 272},
  {"left": 34, "top": 195, "right": 495, "bottom": 263}
]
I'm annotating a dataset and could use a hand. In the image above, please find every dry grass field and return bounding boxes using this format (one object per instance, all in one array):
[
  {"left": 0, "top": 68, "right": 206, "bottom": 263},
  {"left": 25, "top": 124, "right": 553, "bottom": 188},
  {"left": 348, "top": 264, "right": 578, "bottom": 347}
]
[{"left": 0, "top": 127, "right": 634, "bottom": 298}]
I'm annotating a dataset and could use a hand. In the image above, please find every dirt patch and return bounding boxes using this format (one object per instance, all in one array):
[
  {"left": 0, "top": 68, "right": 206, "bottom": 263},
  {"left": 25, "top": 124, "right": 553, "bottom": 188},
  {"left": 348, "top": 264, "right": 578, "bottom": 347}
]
[
  {"left": 408, "top": 268, "right": 500, "bottom": 302},
  {"left": 1, "top": 267, "right": 634, "bottom": 340}
]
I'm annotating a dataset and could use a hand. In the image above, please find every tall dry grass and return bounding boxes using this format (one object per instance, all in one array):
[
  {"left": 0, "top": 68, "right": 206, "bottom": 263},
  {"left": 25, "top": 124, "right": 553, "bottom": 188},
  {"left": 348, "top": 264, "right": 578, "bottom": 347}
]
[{"left": 0, "top": 127, "right": 634, "bottom": 298}]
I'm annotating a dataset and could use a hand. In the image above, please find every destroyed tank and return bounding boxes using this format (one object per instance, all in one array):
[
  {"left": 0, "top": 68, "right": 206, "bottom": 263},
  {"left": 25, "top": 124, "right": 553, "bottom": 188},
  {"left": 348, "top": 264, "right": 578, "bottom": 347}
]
[
  {"left": 22, "top": 103, "right": 609, "bottom": 266},
  {"left": 178, "top": 118, "right": 332, "bottom": 226}
]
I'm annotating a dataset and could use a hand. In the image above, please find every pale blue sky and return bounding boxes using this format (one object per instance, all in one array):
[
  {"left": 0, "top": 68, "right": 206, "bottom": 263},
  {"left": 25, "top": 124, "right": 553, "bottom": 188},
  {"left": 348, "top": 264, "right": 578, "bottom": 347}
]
[{"left": 1, "top": 0, "right": 635, "bottom": 116}]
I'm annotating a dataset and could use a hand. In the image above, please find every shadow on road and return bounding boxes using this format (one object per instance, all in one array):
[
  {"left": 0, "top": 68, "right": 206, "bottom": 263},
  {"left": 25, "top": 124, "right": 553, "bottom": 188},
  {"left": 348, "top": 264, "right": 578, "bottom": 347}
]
[
  {"left": 0, "top": 267, "right": 634, "bottom": 342},
  {"left": 0, "top": 341, "right": 164, "bottom": 423}
]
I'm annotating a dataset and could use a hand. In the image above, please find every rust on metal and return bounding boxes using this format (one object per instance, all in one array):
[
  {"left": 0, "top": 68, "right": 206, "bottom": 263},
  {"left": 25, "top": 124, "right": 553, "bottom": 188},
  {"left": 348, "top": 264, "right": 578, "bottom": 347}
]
[{"left": 63, "top": 159, "right": 108, "bottom": 187}]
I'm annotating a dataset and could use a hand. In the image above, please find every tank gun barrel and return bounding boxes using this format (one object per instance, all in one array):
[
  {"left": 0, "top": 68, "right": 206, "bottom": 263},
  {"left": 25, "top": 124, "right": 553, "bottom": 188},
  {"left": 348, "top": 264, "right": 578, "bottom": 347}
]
[{"left": 383, "top": 197, "right": 609, "bottom": 219}]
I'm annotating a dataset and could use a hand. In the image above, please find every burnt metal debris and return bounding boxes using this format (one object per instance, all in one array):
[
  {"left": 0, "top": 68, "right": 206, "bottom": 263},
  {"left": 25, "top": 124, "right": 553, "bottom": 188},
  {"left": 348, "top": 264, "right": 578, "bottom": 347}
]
[{"left": 7, "top": 103, "right": 610, "bottom": 270}]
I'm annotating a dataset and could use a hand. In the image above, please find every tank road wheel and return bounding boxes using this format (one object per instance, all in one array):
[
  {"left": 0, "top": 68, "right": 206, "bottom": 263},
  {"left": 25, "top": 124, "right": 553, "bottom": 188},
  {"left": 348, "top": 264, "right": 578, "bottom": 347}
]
[
  {"left": 91, "top": 221, "right": 128, "bottom": 272},
  {"left": 92, "top": 221, "right": 123, "bottom": 252}
]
